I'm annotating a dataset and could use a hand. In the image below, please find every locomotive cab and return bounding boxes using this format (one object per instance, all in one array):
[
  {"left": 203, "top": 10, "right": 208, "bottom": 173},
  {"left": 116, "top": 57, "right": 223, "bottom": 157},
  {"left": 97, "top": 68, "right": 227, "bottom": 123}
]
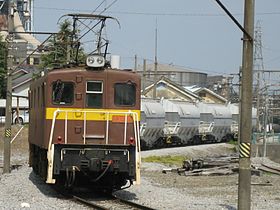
[
  {"left": 29, "top": 53, "right": 141, "bottom": 190},
  {"left": 29, "top": 14, "right": 141, "bottom": 191}
]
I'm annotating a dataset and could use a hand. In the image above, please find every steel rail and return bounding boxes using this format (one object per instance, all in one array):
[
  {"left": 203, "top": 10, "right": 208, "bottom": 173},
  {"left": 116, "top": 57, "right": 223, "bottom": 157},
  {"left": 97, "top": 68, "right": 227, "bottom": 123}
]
[
  {"left": 112, "top": 195, "right": 156, "bottom": 210},
  {"left": 72, "top": 194, "right": 156, "bottom": 210},
  {"left": 73, "top": 195, "right": 108, "bottom": 210},
  {"left": 261, "top": 163, "right": 280, "bottom": 174}
]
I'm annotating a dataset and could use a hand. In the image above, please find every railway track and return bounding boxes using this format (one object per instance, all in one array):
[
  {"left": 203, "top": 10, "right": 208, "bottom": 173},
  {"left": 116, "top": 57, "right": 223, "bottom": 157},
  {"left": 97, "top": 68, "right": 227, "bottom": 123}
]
[
  {"left": 72, "top": 194, "right": 156, "bottom": 210},
  {"left": 55, "top": 186, "right": 156, "bottom": 210},
  {"left": 260, "top": 163, "right": 280, "bottom": 175}
]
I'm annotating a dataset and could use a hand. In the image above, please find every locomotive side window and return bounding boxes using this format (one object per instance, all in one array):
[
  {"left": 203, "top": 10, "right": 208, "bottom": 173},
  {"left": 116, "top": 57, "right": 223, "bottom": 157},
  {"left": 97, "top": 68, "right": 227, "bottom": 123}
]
[
  {"left": 86, "top": 81, "right": 103, "bottom": 108},
  {"left": 52, "top": 80, "right": 74, "bottom": 105},
  {"left": 114, "top": 83, "right": 136, "bottom": 106}
]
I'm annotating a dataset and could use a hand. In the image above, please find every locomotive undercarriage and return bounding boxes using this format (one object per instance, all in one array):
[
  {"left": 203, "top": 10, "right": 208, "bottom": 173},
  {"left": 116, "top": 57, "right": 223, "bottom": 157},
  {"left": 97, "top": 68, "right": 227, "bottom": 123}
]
[
  {"left": 29, "top": 144, "right": 48, "bottom": 181},
  {"left": 30, "top": 143, "right": 136, "bottom": 191}
]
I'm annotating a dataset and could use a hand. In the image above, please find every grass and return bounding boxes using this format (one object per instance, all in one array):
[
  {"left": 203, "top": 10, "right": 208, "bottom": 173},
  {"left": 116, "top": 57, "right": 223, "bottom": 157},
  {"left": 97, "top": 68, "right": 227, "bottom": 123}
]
[
  {"left": 226, "top": 140, "right": 238, "bottom": 153},
  {"left": 142, "top": 155, "right": 188, "bottom": 167},
  {"left": 227, "top": 139, "right": 238, "bottom": 145}
]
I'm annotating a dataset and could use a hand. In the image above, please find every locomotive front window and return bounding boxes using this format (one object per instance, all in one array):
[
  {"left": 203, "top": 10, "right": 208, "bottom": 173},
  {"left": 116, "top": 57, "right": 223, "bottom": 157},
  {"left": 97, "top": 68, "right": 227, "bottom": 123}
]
[
  {"left": 52, "top": 80, "right": 74, "bottom": 105},
  {"left": 86, "top": 81, "right": 103, "bottom": 108},
  {"left": 114, "top": 83, "right": 136, "bottom": 106}
]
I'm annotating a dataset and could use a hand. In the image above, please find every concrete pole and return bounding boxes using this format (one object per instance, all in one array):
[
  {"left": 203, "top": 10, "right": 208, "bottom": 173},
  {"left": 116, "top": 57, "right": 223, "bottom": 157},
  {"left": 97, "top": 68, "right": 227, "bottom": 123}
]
[
  {"left": 238, "top": 67, "right": 242, "bottom": 147},
  {"left": 3, "top": 0, "right": 14, "bottom": 174},
  {"left": 142, "top": 59, "right": 147, "bottom": 91},
  {"left": 16, "top": 96, "right": 19, "bottom": 123},
  {"left": 238, "top": 0, "right": 255, "bottom": 209},
  {"left": 263, "top": 96, "right": 268, "bottom": 157},
  {"left": 134, "top": 54, "right": 137, "bottom": 71},
  {"left": 152, "top": 23, "right": 158, "bottom": 99}
]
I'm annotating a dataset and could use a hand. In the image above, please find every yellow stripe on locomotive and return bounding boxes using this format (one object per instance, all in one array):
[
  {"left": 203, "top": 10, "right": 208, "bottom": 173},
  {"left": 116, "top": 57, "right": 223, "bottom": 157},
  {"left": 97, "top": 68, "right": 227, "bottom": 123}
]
[{"left": 45, "top": 107, "right": 141, "bottom": 121}]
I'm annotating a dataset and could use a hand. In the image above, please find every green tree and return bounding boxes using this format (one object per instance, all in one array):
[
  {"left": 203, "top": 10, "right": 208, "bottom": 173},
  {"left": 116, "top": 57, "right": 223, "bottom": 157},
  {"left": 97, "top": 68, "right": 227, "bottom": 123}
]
[
  {"left": 40, "top": 20, "right": 86, "bottom": 69},
  {"left": 0, "top": 34, "right": 7, "bottom": 98}
]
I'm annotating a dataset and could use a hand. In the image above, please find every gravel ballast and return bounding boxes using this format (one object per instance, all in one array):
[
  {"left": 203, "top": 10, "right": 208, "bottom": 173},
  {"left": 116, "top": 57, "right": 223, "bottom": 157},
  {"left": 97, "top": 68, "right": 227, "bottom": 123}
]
[
  {"left": 0, "top": 165, "right": 88, "bottom": 210},
  {"left": 1, "top": 128, "right": 280, "bottom": 210},
  {"left": 115, "top": 144, "right": 280, "bottom": 210}
]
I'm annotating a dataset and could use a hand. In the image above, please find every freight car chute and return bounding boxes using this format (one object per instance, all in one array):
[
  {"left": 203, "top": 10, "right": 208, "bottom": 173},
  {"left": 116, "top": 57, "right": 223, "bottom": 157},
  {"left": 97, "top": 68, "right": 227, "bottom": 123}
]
[
  {"left": 162, "top": 99, "right": 200, "bottom": 145},
  {"left": 197, "top": 103, "right": 232, "bottom": 143},
  {"left": 140, "top": 98, "right": 165, "bottom": 149}
]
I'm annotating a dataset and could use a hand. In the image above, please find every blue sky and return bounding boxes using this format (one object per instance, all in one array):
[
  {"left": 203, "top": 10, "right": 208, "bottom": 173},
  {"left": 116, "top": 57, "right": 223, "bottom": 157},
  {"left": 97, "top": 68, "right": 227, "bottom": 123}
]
[{"left": 33, "top": 0, "right": 280, "bottom": 76}]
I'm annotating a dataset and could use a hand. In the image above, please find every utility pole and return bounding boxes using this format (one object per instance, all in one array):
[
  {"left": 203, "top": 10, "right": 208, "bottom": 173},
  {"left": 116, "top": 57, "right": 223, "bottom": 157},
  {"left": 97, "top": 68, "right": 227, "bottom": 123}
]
[
  {"left": 142, "top": 59, "right": 147, "bottom": 91},
  {"left": 134, "top": 54, "right": 137, "bottom": 71},
  {"left": 254, "top": 20, "right": 265, "bottom": 134},
  {"left": 212, "top": 8, "right": 255, "bottom": 208},
  {"left": 263, "top": 96, "right": 268, "bottom": 157},
  {"left": 152, "top": 20, "right": 158, "bottom": 99},
  {"left": 238, "top": 1, "right": 255, "bottom": 210},
  {"left": 3, "top": 0, "right": 14, "bottom": 174},
  {"left": 238, "top": 67, "right": 242, "bottom": 146}
]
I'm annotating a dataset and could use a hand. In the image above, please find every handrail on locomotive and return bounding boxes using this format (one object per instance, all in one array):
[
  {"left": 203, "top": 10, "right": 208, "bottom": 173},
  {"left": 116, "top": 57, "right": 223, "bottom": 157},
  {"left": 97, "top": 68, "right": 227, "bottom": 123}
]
[
  {"left": 48, "top": 109, "right": 140, "bottom": 148},
  {"left": 46, "top": 109, "right": 141, "bottom": 184}
]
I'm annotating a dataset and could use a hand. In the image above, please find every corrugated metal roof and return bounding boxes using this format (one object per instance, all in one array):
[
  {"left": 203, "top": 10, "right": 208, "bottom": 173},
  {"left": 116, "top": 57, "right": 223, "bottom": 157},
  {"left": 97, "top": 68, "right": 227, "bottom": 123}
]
[{"left": 12, "top": 66, "right": 40, "bottom": 88}]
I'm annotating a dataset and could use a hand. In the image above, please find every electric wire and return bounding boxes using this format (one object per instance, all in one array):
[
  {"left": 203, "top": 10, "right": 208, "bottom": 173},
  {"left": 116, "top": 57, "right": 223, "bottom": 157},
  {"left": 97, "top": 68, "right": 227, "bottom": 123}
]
[
  {"left": 34, "top": 6, "right": 280, "bottom": 17},
  {"left": 78, "top": 0, "right": 108, "bottom": 32},
  {"left": 77, "top": 0, "right": 118, "bottom": 48}
]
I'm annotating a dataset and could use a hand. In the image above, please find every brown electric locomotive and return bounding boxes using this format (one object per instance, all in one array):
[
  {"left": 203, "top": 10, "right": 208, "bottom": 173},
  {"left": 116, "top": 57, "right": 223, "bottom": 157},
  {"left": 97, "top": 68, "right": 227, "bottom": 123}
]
[{"left": 28, "top": 14, "right": 141, "bottom": 191}]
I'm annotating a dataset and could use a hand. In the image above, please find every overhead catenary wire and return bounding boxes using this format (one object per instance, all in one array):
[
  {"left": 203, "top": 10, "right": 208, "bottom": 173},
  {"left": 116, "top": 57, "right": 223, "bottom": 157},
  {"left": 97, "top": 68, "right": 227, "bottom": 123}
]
[
  {"left": 77, "top": 0, "right": 109, "bottom": 32},
  {"left": 78, "top": 0, "right": 118, "bottom": 33},
  {"left": 33, "top": 6, "right": 280, "bottom": 17},
  {"left": 68, "top": 0, "right": 118, "bottom": 52}
]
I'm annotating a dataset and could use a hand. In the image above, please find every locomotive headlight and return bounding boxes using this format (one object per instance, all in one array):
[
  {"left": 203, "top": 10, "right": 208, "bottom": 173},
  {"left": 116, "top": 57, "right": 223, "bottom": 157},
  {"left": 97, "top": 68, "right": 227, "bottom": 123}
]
[
  {"left": 97, "top": 57, "right": 104, "bottom": 64},
  {"left": 86, "top": 55, "right": 105, "bottom": 68},
  {"left": 87, "top": 57, "right": 95, "bottom": 64}
]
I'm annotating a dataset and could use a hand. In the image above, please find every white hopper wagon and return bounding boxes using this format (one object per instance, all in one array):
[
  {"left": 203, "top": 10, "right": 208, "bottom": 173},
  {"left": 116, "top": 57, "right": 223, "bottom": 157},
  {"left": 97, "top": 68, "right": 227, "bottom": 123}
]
[{"left": 140, "top": 98, "right": 165, "bottom": 149}]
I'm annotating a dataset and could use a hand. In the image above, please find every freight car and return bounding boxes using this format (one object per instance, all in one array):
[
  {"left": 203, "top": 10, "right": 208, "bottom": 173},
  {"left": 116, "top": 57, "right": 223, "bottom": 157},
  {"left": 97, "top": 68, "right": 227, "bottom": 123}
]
[
  {"left": 140, "top": 98, "right": 165, "bottom": 149},
  {"left": 28, "top": 14, "right": 141, "bottom": 191},
  {"left": 140, "top": 98, "right": 257, "bottom": 149},
  {"left": 195, "top": 103, "right": 232, "bottom": 143},
  {"left": 161, "top": 99, "right": 200, "bottom": 145}
]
